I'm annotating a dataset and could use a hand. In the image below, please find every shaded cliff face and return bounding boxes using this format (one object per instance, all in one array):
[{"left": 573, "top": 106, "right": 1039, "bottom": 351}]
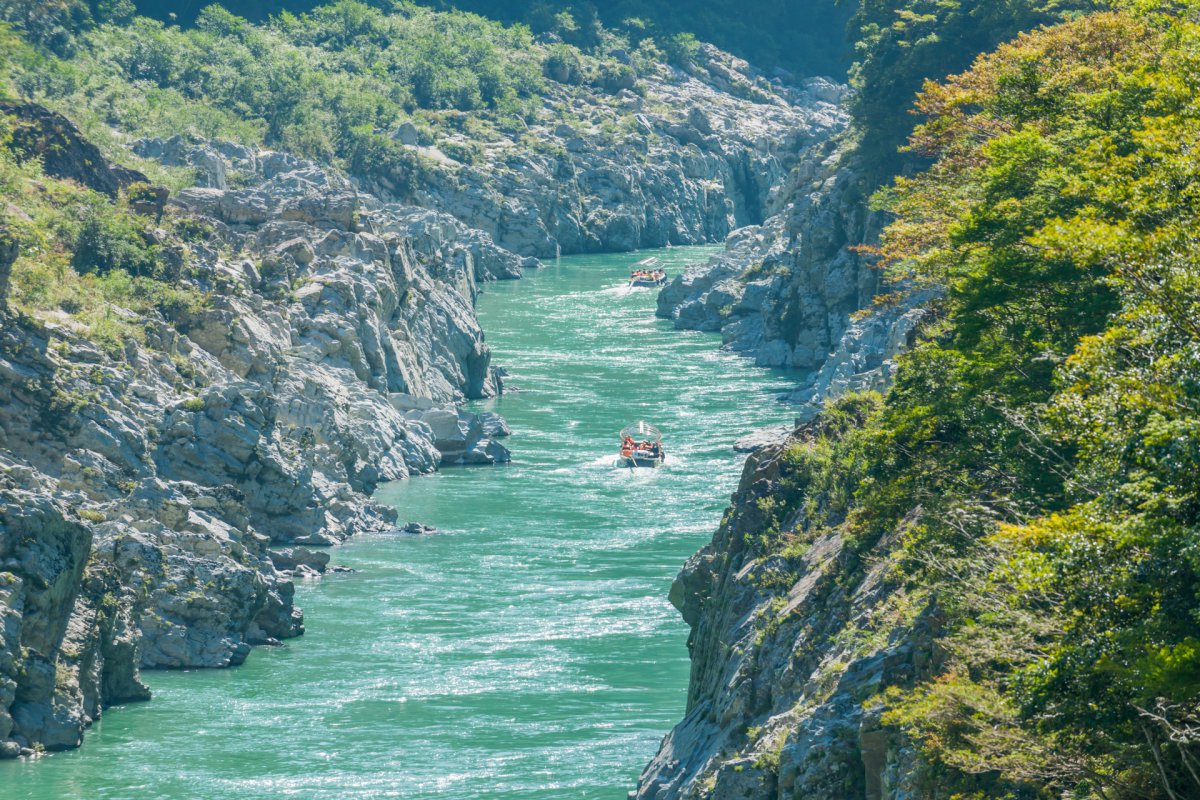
[
  {"left": 0, "top": 107, "right": 514, "bottom": 756},
  {"left": 637, "top": 95, "right": 944, "bottom": 800},
  {"left": 634, "top": 414, "right": 940, "bottom": 800},
  {"left": 361, "top": 47, "right": 847, "bottom": 259},
  {"left": 655, "top": 139, "right": 929, "bottom": 422}
]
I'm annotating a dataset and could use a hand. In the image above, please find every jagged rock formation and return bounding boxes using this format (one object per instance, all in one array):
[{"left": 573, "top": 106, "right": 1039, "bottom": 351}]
[
  {"left": 635, "top": 422, "right": 938, "bottom": 800},
  {"left": 0, "top": 38, "right": 847, "bottom": 759},
  {"left": 0, "top": 114, "right": 514, "bottom": 756},
  {"left": 364, "top": 48, "right": 849, "bottom": 258},
  {"left": 639, "top": 106, "right": 942, "bottom": 800},
  {"left": 655, "top": 140, "right": 925, "bottom": 419}
]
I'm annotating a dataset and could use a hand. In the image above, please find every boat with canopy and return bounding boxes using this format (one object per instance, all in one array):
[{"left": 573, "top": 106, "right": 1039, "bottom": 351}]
[
  {"left": 619, "top": 421, "right": 666, "bottom": 467},
  {"left": 628, "top": 256, "right": 666, "bottom": 287}
]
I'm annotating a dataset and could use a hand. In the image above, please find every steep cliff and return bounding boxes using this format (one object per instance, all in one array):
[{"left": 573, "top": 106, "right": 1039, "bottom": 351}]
[
  {"left": 656, "top": 137, "right": 926, "bottom": 423},
  {"left": 359, "top": 47, "right": 847, "bottom": 259},
  {"left": 634, "top": 403, "right": 936, "bottom": 799},
  {"left": 0, "top": 105, "right": 514, "bottom": 756},
  {"left": 0, "top": 18, "right": 837, "bottom": 755},
  {"left": 642, "top": 7, "right": 1200, "bottom": 798}
]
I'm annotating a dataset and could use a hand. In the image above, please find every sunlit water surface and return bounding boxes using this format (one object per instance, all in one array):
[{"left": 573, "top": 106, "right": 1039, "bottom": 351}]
[{"left": 6, "top": 246, "right": 799, "bottom": 799}]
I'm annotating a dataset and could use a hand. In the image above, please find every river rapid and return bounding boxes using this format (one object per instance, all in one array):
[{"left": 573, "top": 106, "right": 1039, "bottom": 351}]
[{"left": 6, "top": 246, "right": 798, "bottom": 799}]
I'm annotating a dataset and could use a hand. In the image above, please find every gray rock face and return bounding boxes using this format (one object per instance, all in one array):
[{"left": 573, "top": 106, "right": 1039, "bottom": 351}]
[
  {"left": 0, "top": 482, "right": 150, "bottom": 754},
  {"left": 0, "top": 132, "right": 515, "bottom": 756},
  {"left": 359, "top": 51, "right": 849, "bottom": 258},
  {"left": 658, "top": 140, "right": 883, "bottom": 367},
  {"left": 0, "top": 227, "right": 16, "bottom": 308},
  {"left": 638, "top": 118, "right": 948, "bottom": 800},
  {"left": 397, "top": 404, "right": 513, "bottom": 466},
  {"left": 634, "top": 429, "right": 941, "bottom": 800},
  {"left": 0, "top": 48, "right": 843, "bottom": 758},
  {"left": 656, "top": 138, "right": 933, "bottom": 421}
]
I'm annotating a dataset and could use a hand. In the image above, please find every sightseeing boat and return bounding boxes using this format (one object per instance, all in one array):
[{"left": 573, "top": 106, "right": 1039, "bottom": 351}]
[
  {"left": 628, "top": 257, "right": 667, "bottom": 287},
  {"left": 620, "top": 421, "right": 666, "bottom": 468}
]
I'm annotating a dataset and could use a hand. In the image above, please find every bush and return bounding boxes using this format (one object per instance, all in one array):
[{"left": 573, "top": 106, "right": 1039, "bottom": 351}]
[
  {"left": 71, "top": 200, "right": 158, "bottom": 277},
  {"left": 542, "top": 44, "right": 584, "bottom": 84},
  {"left": 661, "top": 32, "right": 699, "bottom": 67},
  {"left": 597, "top": 61, "right": 636, "bottom": 93}
]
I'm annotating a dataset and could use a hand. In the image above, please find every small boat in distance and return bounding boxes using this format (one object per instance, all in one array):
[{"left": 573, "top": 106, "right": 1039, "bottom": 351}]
[
  {"left": 629, "top": 256, "right": 666, "bottom": 287},
  {"left": 620, "top": 421, "right": 666, "bottom": 468}
]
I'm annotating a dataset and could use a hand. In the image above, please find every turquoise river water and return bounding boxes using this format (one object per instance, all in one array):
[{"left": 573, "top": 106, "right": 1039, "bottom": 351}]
[{"left": 5, "top": 246, "right": 799, "bottom": 799}]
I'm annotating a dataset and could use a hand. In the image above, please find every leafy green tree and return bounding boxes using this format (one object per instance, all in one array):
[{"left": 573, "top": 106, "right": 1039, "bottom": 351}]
[{"left": 862, "top": 6, "right": 1200, "bottom": 795}]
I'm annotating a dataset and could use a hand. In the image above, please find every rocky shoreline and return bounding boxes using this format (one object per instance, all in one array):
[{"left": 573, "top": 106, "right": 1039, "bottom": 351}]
[
  {"left": 632, "top": 418, "right": 937, "bottom": 799},
  {"left": 0, "top": 107, "right": 517, "bottom": 757},
  {"left": 654, "top": 139, "right": 927, "bottom": 422},
  {"left": 635, "top": 106, "right": 940, "bottom": 800},
  {"left": 1, "top": 38, "right": 845, "bottom": 759}
]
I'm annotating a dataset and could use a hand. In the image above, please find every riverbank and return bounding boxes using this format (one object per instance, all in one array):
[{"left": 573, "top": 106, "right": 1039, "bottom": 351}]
[{"left": 4, "top": 246, "right": 805, "bottom": 798}]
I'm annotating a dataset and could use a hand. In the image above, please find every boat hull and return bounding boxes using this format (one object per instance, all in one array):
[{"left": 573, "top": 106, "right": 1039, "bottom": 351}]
[
  {"left": 622, "top": 454, "right": 665, "bottom": 468},
  {"left": 629, "top": 278, "right": 666, "bottom": 288}
]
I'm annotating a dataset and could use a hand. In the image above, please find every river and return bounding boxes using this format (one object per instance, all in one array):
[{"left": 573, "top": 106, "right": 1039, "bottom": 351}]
[{"left": 6, "top": 246, "right": 797, "bottom": 799}]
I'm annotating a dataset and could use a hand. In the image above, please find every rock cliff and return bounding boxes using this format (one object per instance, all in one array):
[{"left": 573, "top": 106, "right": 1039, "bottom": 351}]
[
  {"left": 634, "top": 414, "right": 938, "bottom": 800},
  {"left": 639, "top": 113, "right": 940, "bottom": 800},
  {"left": 0, "top": 36, "right": 847, "bottom": 758},
  {"left": 364, "top": 46, "right": 849, "bottom": 258},
  {"left": 655, "top": 139, "right": 927, "bottom": 422},
  {"left": 0, "top": 109, "right": 513, "bottom": 756}
]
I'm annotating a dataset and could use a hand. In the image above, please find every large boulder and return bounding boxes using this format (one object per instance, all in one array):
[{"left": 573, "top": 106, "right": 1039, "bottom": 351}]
[{"left": 0, "top": 102, "right": 146, "bottom": 198}]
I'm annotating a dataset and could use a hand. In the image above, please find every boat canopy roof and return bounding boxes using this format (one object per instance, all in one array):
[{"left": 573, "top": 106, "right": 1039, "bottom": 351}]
[
  {"left": 620, "top": 421, "right": 662, "bottom": 442},
  {"left": 634, "top": 256, "right": 660, "bottom": 268}
]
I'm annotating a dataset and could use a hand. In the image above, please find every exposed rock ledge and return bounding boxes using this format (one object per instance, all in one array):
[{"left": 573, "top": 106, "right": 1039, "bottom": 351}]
[
  {"left": 656, "top": 139, "right": 925, "bottom": 420},
  {"left": 0, "top": 111, "right": 517, "bottom": 757},
  {"left": 360, "top": 47, "right": 850, "bottom": 258},
  {"left": 634, "top": 421, "right": 940, "bottom": 800}
]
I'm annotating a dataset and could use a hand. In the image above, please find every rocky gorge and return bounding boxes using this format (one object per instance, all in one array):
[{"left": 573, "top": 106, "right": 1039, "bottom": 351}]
[
  {"left": 633, "top": 409, "right": 936, "bottom": 800},
  {"left": 634, "top": 141, "right": 938, "bottom": 800},
  {"left": 0, "top": 102, "right": 526, "bottom": 757},
  {"left": 654, "top": 138, "right": 930, "bottom": 425},
  {"left": 351, "top": 44, "right": 848, "bottom": 259},
  {"left": 0, "top": 31, "right": 850, "bottom": 761}
]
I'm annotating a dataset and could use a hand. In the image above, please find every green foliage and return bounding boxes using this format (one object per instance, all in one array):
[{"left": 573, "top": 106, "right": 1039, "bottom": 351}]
[
  {"left": 660, "top": 32, "right": 700, "bottom": 68},
  {"left": 122, "top": 1, "right": 853, "bottom": 79},
  {"left": 0, "top": 126, "right": 206, "bottom": 351},
  {"left": 70, "top": 198, "right": 159, "bottom": 276},
  {"left": 6, "top": 2, "right": 551, "bottom": 171},
  {"left": 0, "top": 0, "right": 93, "bottom": 55},
  {"left": 596, "top": 61, "right": 636, "bottom": 94},
  {"left": 543, "top": 44, "right": 584, "bottom": 84},
  {"left": 848, "top": 0, "right": 1103, "bottom": 183},
  {"left": 847, "top": 6, "right": 1200, "bottom": 796},
  {"left": 692, "top": 5, "right": 1200, "bottom": 796}
]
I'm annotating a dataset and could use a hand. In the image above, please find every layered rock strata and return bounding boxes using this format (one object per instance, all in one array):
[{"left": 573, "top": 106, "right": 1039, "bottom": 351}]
[
  {"left": 0, "top": 117, "right": 514, "bottom": 756},
  {"left": 655, "top": 140, "right": 926, "bottom": 420},
  {"left": 363, "top": 47, "right": 849, "bottom": 258},
  {"left": 1, "top": 42, "right": 849, "bottom": 757},
  {"left": 635, "top": 421, "right": 938, "bottom": 800}
]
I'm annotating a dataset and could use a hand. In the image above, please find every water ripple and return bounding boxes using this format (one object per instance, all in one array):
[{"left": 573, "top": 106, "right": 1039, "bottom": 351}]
[{"left": 7, "top": 246, "right": 801, "bottom": 800}]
